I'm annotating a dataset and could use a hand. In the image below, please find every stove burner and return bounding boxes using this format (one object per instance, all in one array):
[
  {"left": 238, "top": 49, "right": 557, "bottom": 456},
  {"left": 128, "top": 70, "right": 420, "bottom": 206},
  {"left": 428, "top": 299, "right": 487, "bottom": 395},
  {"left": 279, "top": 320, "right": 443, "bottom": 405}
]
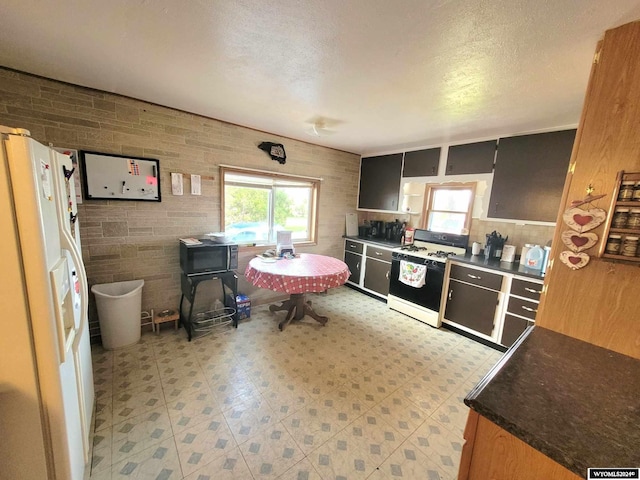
[
  {"left": 427, "top": 250, "right": 455, "bottom": 258},
  {"left": 400, "top": 245, "right": 427, "bottom": 252}
]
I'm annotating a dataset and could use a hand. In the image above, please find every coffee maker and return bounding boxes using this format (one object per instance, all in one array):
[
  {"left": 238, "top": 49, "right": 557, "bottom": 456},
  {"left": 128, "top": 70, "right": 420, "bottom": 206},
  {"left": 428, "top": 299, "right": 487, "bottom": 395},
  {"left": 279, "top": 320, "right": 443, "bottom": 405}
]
[{"left": 370, "top": 220, "right": 384, "bottom": 238}]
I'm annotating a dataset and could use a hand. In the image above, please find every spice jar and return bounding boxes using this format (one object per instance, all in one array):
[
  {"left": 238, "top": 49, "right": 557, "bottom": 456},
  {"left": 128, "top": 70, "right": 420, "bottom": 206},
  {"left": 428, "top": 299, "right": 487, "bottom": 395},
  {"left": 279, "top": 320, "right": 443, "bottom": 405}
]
[
  {"left": 633, "top": 182, "right": 640, "bottom": 202},
  {"left": 605, "top": 234, "right": 622, "bottom": 255},
  {"left": 612, "top": 208, "right": 630, "bottom": 229},
  {"left": 628, "top": 209, "right": 640, "bottom": 229},
  {"left": 621, "top": 236, "right": 639, "bottom": 257},
  {"left": 618, "top": 181, "right": 635, "bottom": 201}
]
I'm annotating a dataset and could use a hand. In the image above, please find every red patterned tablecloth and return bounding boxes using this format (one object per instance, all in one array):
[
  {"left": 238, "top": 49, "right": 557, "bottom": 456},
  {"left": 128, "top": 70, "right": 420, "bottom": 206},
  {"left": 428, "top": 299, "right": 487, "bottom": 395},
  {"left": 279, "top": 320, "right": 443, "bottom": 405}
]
[{"left": 245, "top": 253, "right": 350, "bottom": 294}]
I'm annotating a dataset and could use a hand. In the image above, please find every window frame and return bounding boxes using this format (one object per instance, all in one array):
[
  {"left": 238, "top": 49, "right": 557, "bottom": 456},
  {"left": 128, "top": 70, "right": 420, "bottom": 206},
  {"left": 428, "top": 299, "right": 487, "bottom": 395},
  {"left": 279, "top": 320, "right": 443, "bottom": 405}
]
[
  {"left": 220, "top": 166, "right": 320, "bottom": 246},
  {"left": 421, "top": 182, "right": 476, "bottom": 234}
]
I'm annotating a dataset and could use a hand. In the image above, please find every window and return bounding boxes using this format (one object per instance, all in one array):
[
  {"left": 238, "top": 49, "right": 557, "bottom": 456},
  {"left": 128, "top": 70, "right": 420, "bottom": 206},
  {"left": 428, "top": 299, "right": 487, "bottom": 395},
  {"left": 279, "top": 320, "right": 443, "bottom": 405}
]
[
  {"left": 423, "top": 184, "right": 475, "bottom": 234},
  {"left": 221, "top": 167, "right": 319, "bottom": 245}
]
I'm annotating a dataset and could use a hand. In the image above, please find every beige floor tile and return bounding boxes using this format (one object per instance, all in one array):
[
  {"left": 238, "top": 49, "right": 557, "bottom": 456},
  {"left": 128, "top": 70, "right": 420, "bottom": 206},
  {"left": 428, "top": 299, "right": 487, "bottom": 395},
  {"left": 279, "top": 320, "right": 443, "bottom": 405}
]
[
  {"left": 111, "top": 437, "right": 181, "bottom": 480},
  {"left": 90, "top": 427, "right": 112, "bottom": 474},
  {"left": 181, "top": 446, "right": 252, "bottom": 480},
  {"left": 277, "top": 457, "right": 323, "bottom": 480},
  {"left": 88, "top": 468, "right": 112, "bottom": 480},
  {"left": 161, "top": 368, "right": 210, "bottom": 402},
  {"left": 397, "top": 376, "right": 448, "bottom": 416},
  {"left": 376, "top": 438, "right": 452, "bottom": 480},
  {"left": 111, "top": 406, "right": 173, "bottom": 464},
  {"left": 373, "top": 390, "right": 429, "bottom": 438},
  {"left": 112, "top": 381, "right": 165, "bottom": 423},
  {"left": 175, "top": 412, "right": 238, "bottom": 476},
  {"left": 94, "top": 396, "right": 113, "bottom": 432},
  {"left": 112, "top": 363, "right": 160, "bottom": 395},
  {"left": 407, "top": 418, "right": 464, "bottom": 479},
  {"left": 281, "top": 399, "right": 345, "bottom": 455},
  {"left": 222, "top": 394, "right": 277, "bottom": 444},
  {"left": 308, "top": 427, "right": 379, "bottom": 480},
  {"left": 166, "top": 386, "right": 225, "bottom": 434},
  {"left": 239, "top": 422, "right": 304, "bottom": 478},
  {"left": 430, "top": 388, "right": 471, "bottom": 438}
]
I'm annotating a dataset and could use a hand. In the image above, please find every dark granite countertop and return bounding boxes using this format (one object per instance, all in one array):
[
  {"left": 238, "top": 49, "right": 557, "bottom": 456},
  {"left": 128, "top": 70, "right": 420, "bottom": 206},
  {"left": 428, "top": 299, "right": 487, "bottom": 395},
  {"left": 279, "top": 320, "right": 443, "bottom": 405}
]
[
  {"left": 343, "top": 235, "right": 403, "bottom": 249},
  {"left": 465, "top": 327, "right": 640, "bottom": 477},
  {"left": 449, "top": 253, "right": 546, "bottom": 280}
]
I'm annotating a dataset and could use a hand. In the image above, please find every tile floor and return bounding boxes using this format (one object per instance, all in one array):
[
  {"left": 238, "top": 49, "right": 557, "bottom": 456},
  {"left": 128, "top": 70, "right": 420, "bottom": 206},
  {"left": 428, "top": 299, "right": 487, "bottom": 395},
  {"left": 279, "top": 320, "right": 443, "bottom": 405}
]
[{"left": 89, "top": 286, "right": 503, "bottom": 480}]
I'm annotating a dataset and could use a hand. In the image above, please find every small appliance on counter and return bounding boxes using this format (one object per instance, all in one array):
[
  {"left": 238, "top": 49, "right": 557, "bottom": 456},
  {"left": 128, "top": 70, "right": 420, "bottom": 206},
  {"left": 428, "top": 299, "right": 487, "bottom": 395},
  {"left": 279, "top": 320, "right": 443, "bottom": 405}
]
[
  {"left": 385, "top": 220, "right": 404, "bottom": 242},
  {"left": 484, "top": 231, "right": 507, "bottom": 260},
  {"left": 370, "top": 220, "right": 384, "bottom": 238},
  {"left": 500, "top": 245, "right": 516, "bottom": 263}
]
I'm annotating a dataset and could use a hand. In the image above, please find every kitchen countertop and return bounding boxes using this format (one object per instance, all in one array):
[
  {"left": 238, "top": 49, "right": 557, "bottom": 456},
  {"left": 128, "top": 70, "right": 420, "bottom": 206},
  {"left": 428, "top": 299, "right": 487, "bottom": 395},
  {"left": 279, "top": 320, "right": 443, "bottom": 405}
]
[
  {"left": 449, "top": 253, "right": 546, "bottom": 280},
  {"left": 343, "top": 235, "right": 403, "bottom": 248},
  {"left": 465, "top": 326, "right": 640, "bottom": 477}
]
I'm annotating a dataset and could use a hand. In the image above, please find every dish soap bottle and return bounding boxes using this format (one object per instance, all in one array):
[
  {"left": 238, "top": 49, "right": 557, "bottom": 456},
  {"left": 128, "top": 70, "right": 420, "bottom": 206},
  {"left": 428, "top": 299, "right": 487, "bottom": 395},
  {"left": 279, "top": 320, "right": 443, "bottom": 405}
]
[{"left": 525, "top": 245, "right": 544, "bottom": 270}]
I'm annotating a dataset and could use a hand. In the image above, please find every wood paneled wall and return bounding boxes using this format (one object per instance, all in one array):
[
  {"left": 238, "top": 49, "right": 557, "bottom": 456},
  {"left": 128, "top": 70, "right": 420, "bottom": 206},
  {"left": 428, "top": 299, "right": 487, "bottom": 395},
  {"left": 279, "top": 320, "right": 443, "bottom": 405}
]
[{"left": 537, "top": 21, "right": 640, "bottom": 359}]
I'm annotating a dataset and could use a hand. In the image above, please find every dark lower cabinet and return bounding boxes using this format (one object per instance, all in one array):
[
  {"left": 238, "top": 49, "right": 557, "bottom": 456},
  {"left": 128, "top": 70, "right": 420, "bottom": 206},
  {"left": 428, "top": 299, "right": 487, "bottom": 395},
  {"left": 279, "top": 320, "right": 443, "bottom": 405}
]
[
  {"left": 489, "top": 129, "right": 576, "bottom": 222},
  {"left": 501, "top": 314, "right": 533, "bottom": 347},
  {"left": 344, "top": 251, "right": 362, "bottom": 284},
  {"left": 363, "top": 258, "right": 391, "bottom": 296},
  {"left": 444, "top": 280, "right": 499, "bottom": 336},
  {"left": 358, "top": 154, "right": 403, "bottom": 210}
]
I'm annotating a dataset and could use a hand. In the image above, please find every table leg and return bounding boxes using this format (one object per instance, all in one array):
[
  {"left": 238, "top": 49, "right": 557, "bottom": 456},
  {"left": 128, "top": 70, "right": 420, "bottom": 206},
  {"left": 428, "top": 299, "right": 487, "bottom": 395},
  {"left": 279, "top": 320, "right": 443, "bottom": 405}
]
[{"left": 270, "top": 293, "right": 328, "bottom": 330}]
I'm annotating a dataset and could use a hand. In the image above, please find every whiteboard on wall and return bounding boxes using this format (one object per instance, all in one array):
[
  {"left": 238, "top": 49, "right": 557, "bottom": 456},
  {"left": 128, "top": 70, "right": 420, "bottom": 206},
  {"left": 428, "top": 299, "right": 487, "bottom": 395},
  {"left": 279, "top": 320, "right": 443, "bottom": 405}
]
[{"left": 80, "top": 151, "right": 161, "bottom": 201}]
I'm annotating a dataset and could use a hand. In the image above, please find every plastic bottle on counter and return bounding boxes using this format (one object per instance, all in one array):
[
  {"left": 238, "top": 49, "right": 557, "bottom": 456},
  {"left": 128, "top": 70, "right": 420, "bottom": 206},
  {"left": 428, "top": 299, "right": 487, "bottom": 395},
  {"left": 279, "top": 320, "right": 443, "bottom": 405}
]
[{"left": 524, "top": 245, "right": 544, "bottom": 270}]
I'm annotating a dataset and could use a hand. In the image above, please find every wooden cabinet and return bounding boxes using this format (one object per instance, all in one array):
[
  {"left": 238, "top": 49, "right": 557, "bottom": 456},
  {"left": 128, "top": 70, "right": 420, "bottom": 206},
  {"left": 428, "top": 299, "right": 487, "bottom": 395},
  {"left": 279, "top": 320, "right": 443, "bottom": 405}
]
[
  {"left": 459, "top": 411, "right": 581, "bottom": 480},
  {"left": 443, "top": 264, "right": 504, "bottom": 338},
  {"left": 403, "top": 148, "right": 440, "bottom": 177},
  {"left": 488, "top": 129, "right": 576, "bottom": 222},
  {"left": 358, "top": 154, "right": 403, "bottom": 211},
  {"left": 343, "top": 240, "right": 391, "bottom": 299},
  {"left": 445, "top": 140, "right": 497, "bottom": 175}
]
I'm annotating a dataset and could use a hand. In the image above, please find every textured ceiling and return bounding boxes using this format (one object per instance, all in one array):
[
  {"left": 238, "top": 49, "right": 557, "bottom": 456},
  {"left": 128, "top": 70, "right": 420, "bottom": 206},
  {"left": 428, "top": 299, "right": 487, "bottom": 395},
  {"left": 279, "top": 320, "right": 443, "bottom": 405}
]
[{"left": 1, "top": 1, "right": 640, "bottom": 155}]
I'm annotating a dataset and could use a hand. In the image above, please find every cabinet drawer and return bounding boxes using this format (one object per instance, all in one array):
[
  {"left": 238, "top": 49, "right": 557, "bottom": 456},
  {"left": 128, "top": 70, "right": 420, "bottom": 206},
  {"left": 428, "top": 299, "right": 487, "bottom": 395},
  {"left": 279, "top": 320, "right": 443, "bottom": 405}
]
[
  {"left": 510, "top": 278, "right": 543, "bottom": 302},
  {"left": 366, "top": 246, "right": 392, "bottom": 262},
  {"left": 449, "top": 264, "right": 503, "bottom": 291},
  {"left": 345, "top": 240, "right": 364, "bottom": 254},
  {"left": 501, "top": 314, "right": 533, "bottom": 347},
  {"left": 507, "top": 296, "right": 539, "bottom": 320}
]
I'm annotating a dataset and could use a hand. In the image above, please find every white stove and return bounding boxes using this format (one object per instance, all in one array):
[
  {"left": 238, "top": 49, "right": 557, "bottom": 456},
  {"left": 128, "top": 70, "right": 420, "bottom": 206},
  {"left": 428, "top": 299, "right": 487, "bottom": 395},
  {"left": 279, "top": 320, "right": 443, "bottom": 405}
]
[
  {"left": 388, "top": 230, "right": 469, "bottom": 327},
  {"left": 393, "top": 241, "right": 466, "bottom": 262}
]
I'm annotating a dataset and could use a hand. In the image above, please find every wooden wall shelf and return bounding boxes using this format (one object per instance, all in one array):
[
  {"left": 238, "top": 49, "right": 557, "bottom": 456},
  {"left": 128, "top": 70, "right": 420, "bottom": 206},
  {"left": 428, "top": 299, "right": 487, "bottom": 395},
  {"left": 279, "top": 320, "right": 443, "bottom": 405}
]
[{"left": 599, "top": 170, "right": 640, "bottom": 262}]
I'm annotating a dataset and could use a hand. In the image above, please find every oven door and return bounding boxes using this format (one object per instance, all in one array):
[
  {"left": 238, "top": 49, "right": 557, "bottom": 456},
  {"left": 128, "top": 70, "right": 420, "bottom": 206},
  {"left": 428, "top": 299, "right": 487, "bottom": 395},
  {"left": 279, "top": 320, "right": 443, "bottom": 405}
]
[{"left": 389, "top": 255, "right": 445, "bottom": 312}]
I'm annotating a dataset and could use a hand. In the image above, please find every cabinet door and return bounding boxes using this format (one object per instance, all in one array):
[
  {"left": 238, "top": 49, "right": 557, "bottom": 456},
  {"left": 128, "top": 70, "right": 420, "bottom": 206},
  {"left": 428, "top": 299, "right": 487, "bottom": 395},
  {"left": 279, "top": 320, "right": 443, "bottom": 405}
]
[
  {"left": 358, "top": 154, "right": 403, "bottom": 210},
  {"left": 363, "top": 258, "right": 391, "bottom": 296},
  {"left": 445, "top": 140, "right": 497, "bottom": 175},
  {"left": 489, "top": 129, "right": 576, "bottom": 222},
  {"left": 444, "top": 280, "right": 499, "bottom": 336},
  {"left": 344, "top": 251, "right": 362, "bottom": 284},
  {"left": 501, "top": 314, "right": 533, "bottom": 347},
  {"left": 403, "top": 148, "right": 440, "bottom": 177}
]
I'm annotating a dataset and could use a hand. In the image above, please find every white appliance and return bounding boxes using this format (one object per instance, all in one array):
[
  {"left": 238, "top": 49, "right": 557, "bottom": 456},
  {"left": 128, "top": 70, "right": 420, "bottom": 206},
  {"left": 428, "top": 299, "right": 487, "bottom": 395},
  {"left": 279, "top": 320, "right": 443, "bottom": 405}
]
[
  {"left": 387, "top": 229, "right": 468, "bottom": 327},
  {"left": 0, "top": 126, "right": 93, "bottom": 479}
]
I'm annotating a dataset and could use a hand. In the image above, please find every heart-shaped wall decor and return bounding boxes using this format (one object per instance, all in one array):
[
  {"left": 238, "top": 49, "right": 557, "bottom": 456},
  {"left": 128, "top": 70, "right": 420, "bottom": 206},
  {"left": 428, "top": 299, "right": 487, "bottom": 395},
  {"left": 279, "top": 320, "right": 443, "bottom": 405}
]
[
  {"left": 559, "top": 251, "right": 590, "bottom": 270},
  {"left": 560, "top": 231, "right": 598, "bottom": 252},
  {"left": 562, "top": 207, "right": 606, "bottom": 232}
]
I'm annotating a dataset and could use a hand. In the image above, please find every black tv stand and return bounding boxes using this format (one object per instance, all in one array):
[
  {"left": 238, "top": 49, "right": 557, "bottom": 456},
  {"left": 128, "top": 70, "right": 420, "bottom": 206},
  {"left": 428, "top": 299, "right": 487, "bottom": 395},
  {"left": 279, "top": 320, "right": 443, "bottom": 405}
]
[{"left": 179, "top": 271, "right": 238, "bottom": 341}]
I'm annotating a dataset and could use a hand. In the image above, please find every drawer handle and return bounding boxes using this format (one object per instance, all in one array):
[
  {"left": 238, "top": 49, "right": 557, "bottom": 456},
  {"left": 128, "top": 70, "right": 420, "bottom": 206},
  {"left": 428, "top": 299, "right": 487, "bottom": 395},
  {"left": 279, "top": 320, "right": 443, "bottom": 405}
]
[
  {"left": 521, "top": 305, "right": 538, "bottom": 313},
  {"left": 467, "top": 274, "right": 481, "bottom": 279},
  {"left": 525, "top": 287, "right": 541, "bottom": 294},
  {"left": 356, "top": 262, "right": 360, "bottom": 270},
  {"left": 375, "top": 251, "right": 383, "bottom": 256},
  {"left": 349, "top": 244, "right": 357, "bottom": 249},
  {"left": 448, "top": 289, "right": 453, "bottom": 300},
  {"left": 386, "top": 270, "right": 390, "bottom": 280}
]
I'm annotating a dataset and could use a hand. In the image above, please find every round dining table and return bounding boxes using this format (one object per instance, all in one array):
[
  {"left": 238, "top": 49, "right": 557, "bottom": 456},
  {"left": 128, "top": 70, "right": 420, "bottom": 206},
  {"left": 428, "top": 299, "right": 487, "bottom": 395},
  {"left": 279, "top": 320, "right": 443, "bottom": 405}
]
[{"left": 245, "top": 253, "right": 350, "bottom": 330}]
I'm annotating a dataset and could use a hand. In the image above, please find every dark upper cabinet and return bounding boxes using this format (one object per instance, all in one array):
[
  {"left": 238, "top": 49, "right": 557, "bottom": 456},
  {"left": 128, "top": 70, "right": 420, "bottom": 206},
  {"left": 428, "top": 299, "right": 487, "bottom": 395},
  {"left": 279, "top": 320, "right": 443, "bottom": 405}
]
[
  {"left": 403, "top": 148, "right": 441, "bottom": 177},
  {"left": 358, "top": 153, "right": 403, "bottom": 211},
  {"left": 489, "top": 129, "right": 576, "bottom": 222},
  {"left": 445, "top": 140, "right": 497, "bottom": 175}
]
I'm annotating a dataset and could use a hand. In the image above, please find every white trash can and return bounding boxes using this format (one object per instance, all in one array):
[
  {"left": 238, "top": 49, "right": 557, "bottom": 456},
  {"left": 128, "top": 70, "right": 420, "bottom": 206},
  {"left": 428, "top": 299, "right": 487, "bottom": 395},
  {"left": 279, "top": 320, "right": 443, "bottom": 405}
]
[{"left": 91, "top": 279, "right": 144, "bottom": 350}]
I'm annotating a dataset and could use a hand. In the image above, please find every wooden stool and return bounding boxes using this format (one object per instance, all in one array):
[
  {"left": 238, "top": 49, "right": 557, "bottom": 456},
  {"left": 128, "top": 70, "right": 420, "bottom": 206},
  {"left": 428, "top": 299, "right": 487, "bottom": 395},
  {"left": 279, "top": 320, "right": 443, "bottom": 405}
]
[{"left": 153, "top": 309, "right": 179, "bottom": 334}]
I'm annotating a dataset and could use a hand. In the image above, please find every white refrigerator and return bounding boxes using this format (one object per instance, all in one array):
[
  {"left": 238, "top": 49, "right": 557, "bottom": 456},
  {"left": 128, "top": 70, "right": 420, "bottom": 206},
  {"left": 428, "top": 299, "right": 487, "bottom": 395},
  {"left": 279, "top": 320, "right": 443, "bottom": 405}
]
[{"left": 0, "top": 126, "right": 94, "bottom": 480}]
